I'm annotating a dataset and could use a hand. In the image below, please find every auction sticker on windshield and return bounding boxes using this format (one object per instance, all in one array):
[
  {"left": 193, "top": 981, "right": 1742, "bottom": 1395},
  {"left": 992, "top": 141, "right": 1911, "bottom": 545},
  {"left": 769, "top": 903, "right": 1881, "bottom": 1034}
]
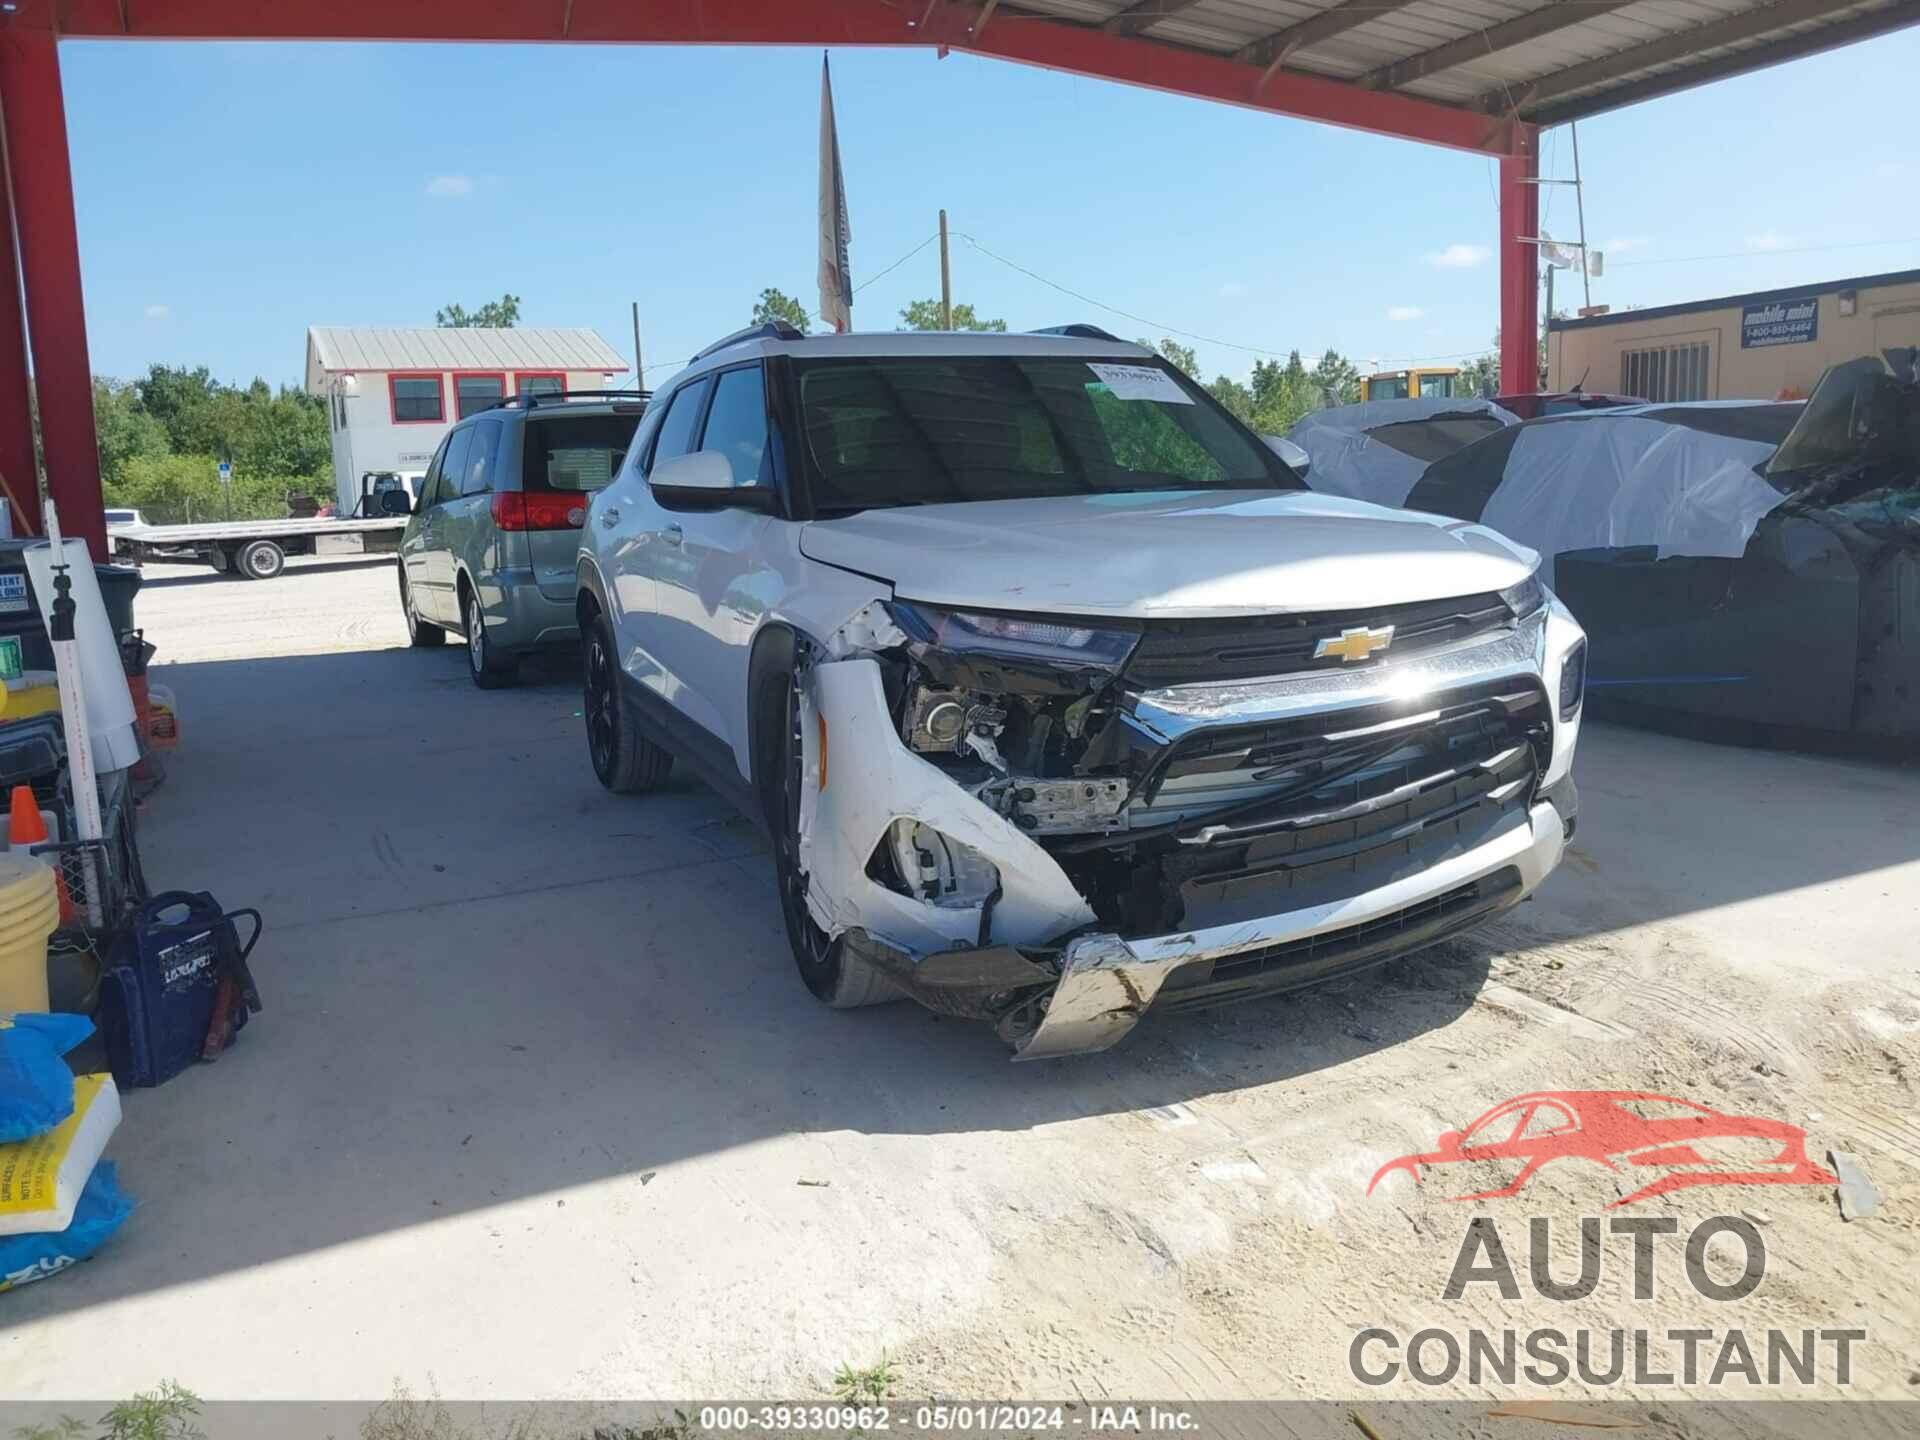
[
  {"left": 1087, "top": 363, "right": 1193, "bottom": 404},
  {"left": 0, "top": 574, "right": 25, "bottom": 614}
]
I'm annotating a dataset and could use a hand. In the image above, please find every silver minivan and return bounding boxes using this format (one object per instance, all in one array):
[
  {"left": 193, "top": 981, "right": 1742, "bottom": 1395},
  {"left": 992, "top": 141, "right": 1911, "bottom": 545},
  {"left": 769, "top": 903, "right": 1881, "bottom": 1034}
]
[{"left": 398, "top": 391, "right": 647, "bottom": 687}]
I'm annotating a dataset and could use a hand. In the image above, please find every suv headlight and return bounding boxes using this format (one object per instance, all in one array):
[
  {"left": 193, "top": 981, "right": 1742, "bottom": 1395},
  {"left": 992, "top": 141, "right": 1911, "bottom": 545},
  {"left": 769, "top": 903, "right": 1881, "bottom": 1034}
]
[
  {"left": 887, "top": 601, "right": 1140, "bottom": 671},
  {"left": 1500, "top": 573, "right": 1548, "bottom": 620}
]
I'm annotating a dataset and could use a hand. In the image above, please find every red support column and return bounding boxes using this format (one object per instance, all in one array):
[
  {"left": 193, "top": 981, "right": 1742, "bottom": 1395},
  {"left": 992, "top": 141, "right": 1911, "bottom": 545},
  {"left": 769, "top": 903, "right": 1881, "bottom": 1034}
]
[
  {"left": 1498, "top": 134, "right": 1541, "bottom": 398},
  {"left": 0, "top": 24, "right": 103, "bottom": 558},
  {"left": 0, "top": 133, "right": 38, "bottom": 536}
]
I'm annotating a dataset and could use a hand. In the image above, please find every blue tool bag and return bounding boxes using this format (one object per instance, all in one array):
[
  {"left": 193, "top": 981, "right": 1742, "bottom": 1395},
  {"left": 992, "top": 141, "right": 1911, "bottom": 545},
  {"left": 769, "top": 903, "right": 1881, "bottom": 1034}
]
[{"left": 97, "top": 891, "right": 263, "bottom": 1088}]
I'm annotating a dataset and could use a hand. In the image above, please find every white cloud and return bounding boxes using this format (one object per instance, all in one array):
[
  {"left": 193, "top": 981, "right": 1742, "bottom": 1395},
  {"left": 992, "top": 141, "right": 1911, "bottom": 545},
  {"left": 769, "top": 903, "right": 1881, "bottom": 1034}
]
[
  {"left": 1426, "top": 243, "right": 1490, "bottom": 270},
  {"left": 143, "top": 304, "right": 170, "bottom": 321},
  {"left": 1746, "top": 229, "right": 1795, "bottom": 252},
  {"left": 1386, "top": 305, "right": 1424, "bottom": 322},
  {"left": 1217, "top": 280, "right": 1249, "bottom": 299},
  {"left": 425, "top": 174, "right": 475, "bottom": 199}
]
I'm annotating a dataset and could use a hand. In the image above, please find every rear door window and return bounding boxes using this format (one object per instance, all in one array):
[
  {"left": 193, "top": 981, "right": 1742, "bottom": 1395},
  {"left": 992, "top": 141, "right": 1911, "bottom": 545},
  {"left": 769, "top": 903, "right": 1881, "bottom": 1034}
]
[
  {"left": 697, "top": 366, "right": 770, "bottom": 486},
  {"left": 462, "top": 420, "right": 502, "bottom": 496},
  {"left": 524, "top": 412, "right": 646, "bottom": 492},
  {"left": 435, "top": 429, "right": 473, "bottom": 506}
]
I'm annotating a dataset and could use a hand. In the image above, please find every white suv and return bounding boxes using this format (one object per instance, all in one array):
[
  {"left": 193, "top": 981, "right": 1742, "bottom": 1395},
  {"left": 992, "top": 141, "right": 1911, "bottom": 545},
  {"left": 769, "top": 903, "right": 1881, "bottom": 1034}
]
[{"left": 576, "top": 323, "right": 1587, "bottom": 1058}]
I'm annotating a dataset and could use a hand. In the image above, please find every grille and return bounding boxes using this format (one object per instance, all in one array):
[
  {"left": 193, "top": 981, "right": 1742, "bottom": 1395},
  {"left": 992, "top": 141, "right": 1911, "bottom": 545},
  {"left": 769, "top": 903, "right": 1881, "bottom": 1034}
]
[
  {"left": 1124, "top": 592, "right": 1512, "bottom": 688},
  {"left": 1140, "top": 680, "right": 1549, "bottom": 922},
  {"left": 1156, "top": 867, "right": 1523, "bottom": 1011}
]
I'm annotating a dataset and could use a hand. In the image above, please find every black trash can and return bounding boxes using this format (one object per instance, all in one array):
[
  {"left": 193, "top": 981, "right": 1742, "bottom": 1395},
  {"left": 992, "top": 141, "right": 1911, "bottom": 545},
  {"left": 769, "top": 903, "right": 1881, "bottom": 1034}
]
[{"left": 0, "top": 541, "right": 144, "bottom": 671}]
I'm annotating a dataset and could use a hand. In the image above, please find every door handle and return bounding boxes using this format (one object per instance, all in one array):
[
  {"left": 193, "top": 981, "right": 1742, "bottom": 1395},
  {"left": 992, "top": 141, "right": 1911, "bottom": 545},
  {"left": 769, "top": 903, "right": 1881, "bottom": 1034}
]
[
  {"left": 663, "top": 523, "right": 684, "bottom": 546},
  {"left": 599, "top": 507, "right": 620, "bottom": 528}
]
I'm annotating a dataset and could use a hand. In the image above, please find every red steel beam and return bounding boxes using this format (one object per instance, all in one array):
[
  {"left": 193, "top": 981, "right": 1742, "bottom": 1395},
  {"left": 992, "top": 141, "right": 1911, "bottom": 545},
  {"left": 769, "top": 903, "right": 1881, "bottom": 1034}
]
[
  {"left": 1498, "top": 146, "right": 1541, "bottom": 399},
  {"left": 0, "top": 132, "right": 40, "bottom": 536},
  {"left": 26, "top": 0, "right": 1525, "bottom": 155},
  {"left": 0, "top": 23, "right": 104, "bottom": 557}
]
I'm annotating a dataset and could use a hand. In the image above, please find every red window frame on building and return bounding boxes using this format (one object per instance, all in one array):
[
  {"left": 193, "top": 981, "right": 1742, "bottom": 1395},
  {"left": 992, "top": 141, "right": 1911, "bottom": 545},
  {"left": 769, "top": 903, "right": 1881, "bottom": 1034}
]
[
  {"left": 388, "top": 372, "right": 446, "bottom": 425},
  {"left": 452, "top": 371, "right": 508, "bottom": 419},
  {"left": 514, "top": 371, "right": 566, "bottom": 398}
]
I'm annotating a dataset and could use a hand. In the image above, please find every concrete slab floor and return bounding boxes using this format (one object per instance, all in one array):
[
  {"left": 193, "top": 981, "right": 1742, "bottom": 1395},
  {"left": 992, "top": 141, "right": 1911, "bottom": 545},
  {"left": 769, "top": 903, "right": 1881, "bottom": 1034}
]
[{"left": 2, "top": 557, "right": 1916, "bottom": 1403}]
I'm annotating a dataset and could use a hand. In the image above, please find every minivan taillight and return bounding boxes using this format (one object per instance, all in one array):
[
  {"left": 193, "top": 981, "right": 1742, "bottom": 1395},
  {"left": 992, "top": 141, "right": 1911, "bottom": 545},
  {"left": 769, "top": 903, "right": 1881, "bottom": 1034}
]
[{"left": 491, "top": 492, "right": 586, "bottom": 531}]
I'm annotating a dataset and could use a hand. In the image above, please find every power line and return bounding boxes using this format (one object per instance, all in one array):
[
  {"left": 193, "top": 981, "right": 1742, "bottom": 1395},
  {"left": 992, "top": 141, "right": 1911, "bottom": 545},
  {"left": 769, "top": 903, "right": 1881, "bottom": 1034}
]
[
  {"left": 954, "top": 231, "right": 1492, "bottom": 368},
  {"left": 639, "top": 231, "right": 941, "bottom": 374}
]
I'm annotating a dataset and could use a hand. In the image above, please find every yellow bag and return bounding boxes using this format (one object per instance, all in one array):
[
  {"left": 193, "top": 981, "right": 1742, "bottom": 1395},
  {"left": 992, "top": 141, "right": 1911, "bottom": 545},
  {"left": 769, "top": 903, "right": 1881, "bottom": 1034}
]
[{"left": 0, "top": 1073, "right": 121, "bottom": 1235}]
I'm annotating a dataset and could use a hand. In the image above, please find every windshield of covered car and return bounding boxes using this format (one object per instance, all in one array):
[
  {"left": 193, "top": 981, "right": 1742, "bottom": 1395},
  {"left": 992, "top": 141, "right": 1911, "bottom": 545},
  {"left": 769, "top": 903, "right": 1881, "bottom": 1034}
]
[
  {"left": 793, "top": 355, "right": 1291, "bottom": 512},
  {"left": 1766, "top": 356, "right": 1907, "bottom": 480},
  {"left": 1366, "top": 414, "right": 1509, "bottom": 463}
]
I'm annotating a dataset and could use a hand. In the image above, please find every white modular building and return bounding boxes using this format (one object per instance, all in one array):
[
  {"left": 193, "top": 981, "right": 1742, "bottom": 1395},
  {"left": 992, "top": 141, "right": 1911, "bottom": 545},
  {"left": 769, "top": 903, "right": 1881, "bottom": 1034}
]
[{"left": 304, "top": 326, "right": 629, "bottom": 513}]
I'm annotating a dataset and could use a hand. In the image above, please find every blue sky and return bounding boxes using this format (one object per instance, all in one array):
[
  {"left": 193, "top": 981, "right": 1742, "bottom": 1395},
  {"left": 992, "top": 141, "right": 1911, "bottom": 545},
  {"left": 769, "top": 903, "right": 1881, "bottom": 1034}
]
[{"left": 59, "top": 27, "right": 1920, "bottom": 390}]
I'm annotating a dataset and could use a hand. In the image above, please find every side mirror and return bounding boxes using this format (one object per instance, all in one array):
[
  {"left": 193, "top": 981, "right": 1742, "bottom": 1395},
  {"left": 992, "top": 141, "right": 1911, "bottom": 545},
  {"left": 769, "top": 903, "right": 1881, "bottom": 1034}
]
[
  {"left": 649, "top": 449, "right": 778, "bottom": 512},
  {"left": 378, "top": 489, "right": 413, "bottom": 517},
  {"left": 1263, "top": 434, "right": 1312, "bottom": 477}
]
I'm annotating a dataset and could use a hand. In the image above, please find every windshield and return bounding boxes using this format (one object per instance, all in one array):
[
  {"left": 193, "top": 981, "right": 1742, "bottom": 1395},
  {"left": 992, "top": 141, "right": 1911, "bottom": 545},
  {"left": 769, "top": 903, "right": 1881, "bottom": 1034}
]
[
  {"left": 794, "top": 355, "right": 1290, "bottom": 513},
  {"left": 1767, "top": 356, "right": 1906, "bottom": 480}
]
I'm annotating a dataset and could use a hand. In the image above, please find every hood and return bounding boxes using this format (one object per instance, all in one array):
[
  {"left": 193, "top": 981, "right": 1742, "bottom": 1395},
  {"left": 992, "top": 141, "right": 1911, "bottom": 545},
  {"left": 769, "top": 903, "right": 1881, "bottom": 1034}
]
[{"left": 798, "top": 490, "right": 1537, "bottom": 618}]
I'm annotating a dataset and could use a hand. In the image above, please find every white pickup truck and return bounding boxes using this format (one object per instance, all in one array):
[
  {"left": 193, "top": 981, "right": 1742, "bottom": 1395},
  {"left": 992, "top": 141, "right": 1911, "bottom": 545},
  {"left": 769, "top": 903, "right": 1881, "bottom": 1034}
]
[{"left": 576, "top": 324, "right": 1590, "bottom": 1058}]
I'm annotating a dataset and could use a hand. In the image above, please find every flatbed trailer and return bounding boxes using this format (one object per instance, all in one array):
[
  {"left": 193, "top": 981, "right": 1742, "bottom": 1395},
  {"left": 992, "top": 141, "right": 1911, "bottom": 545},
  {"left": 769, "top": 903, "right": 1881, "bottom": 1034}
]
[{"left": 109, "top": 515, "right": 407, "bottom": 580}]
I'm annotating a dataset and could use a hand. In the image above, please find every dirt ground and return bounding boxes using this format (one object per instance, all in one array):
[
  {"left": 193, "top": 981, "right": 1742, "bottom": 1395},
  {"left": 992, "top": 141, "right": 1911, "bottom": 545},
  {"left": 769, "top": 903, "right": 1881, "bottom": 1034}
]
[{"left": 3, "top": 555, "right": 1916, "bottom": 1416}]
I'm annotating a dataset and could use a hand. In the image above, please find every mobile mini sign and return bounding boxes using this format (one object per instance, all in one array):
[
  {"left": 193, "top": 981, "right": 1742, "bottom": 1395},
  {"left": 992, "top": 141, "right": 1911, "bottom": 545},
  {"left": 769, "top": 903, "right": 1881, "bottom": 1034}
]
[{"left": 1741, "top": 295, "right": 1819, "bottom": 348}]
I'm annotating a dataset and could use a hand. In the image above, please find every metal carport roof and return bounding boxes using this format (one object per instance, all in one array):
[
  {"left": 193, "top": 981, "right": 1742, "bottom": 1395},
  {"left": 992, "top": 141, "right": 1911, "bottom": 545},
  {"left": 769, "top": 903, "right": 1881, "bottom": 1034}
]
[{"left": 1002, "top": 0, "right": 1920, "bottom": 126}]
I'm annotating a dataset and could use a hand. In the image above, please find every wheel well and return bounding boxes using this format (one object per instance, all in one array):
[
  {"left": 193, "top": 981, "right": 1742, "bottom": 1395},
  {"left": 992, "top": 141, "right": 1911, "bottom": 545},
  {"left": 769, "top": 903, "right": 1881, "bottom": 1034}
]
[{"left": 576, "top": 586, "right": 600, "bottom": 628}]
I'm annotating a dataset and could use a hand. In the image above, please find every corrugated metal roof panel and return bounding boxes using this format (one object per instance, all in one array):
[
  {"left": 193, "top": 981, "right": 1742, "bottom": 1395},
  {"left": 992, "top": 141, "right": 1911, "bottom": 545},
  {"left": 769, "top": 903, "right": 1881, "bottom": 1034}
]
[
  {"left": 1012, "top": 0, "right": 1919, "bottom": 122},
  {"left": 307, "top": 326, "right": 627, "bottom": 373}
]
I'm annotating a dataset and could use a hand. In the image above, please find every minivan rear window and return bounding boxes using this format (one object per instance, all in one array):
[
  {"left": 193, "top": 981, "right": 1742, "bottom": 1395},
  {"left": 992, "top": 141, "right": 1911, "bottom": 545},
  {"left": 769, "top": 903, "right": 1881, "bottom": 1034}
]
[{"left": 524, "top": 413, "right": 645, "bottom": 492}]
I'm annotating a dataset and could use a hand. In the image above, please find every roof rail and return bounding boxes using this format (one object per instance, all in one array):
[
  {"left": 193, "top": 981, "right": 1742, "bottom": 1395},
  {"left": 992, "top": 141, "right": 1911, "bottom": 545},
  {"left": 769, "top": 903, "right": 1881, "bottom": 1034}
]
[
  {"left": 485, "top": 388, "right": 651, "bottom": 413},
  {"left": 1030, "top": 324, "right": 1125, "bottom": 342},
  {"left": 693, "top": 320, "right": 806, "bottom": 362}
]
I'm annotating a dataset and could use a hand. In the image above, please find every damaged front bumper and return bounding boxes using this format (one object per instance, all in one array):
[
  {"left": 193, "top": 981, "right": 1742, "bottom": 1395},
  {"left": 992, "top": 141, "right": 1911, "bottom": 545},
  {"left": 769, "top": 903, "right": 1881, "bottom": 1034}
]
[{"left": 799, "top": 603, "right": 1584, "bottom": 1059}]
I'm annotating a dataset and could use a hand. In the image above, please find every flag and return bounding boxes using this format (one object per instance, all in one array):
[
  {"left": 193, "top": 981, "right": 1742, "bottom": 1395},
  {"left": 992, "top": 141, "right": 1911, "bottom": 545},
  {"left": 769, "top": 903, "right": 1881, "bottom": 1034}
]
[{"left": 817, "top": 53, "right": 853, "bottom": 334}]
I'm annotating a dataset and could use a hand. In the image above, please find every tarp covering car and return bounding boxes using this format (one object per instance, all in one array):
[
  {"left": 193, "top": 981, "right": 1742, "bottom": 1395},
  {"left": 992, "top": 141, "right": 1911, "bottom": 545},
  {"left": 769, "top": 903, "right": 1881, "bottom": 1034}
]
[
  {"left": 1284, "top": 397, "right": 1519, "bottom": 509},
  {"left": 1401, "top": 362, "right": 1920, "bottom": 739},
  {"left": 1409, "top": 401, "right": 1803, "bottom": 588}
]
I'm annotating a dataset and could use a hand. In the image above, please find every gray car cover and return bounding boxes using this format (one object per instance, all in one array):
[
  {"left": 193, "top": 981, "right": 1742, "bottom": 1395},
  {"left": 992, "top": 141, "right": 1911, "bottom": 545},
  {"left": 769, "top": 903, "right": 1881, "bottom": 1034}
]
[{"left": 1286, "top": 397, "right": 1519, "bottom": 509}]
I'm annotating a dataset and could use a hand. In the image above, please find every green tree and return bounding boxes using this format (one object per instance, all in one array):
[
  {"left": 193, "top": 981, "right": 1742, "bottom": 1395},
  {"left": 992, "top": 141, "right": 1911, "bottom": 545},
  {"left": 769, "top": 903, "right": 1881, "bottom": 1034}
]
[
  {"left": 1137, "top": 338, "right": 1199, "bottom": 376},
  {"left": 91, "top": 379, "right": 169, "bottom": 487},
  {"left": 1206, "top": 375, "right": 1254, "bottom": 424},
  {"left": 752, "top": 287, "right": 812, "bottom": 335},
  {"left": 435, "top": 293, "right": 521, "bottom": 328},
  {"left": 898, "top": 298, "right": 1007, "bottom": 332},
  {"left": 1310, "top": 349, "right": 1361, "bottom": 406}
]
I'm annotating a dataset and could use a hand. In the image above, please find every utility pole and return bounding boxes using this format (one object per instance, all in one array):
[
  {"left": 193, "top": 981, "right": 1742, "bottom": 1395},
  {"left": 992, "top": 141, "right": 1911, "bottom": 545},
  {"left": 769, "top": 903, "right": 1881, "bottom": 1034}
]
[
  {"left": 938, "top": 210, "right": 953, "bottom": 331},
  {"left": 1570, "top": 121, "right": 1592, "bottom": 311},
  {"left": 1543, "top": 262, "right": 1554, "bottom": 390},
  {"left": 631, "top": 302, "right": 646, "bottom": 393}
]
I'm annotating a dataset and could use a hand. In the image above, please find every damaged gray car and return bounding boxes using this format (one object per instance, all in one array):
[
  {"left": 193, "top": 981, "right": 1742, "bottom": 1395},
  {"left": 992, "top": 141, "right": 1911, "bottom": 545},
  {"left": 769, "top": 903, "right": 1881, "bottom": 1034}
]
[{"left": 575, "top": 324, "right": 1588, "bottom": 1058}]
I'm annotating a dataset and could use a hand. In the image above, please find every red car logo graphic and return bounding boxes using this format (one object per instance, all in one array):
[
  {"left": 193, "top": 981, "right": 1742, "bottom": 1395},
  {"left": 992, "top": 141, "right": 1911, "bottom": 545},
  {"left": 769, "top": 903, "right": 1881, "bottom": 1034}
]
[{"left": 1367, "top": 1090, "right": 1836, "bottom": 1209}]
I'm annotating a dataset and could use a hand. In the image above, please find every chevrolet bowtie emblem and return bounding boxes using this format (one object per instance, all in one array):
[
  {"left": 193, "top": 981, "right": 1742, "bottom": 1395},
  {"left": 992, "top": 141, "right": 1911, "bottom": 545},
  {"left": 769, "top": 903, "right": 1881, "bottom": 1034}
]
[{"left": 1315, "top": 624, "right": 1396, "bottom": 663}]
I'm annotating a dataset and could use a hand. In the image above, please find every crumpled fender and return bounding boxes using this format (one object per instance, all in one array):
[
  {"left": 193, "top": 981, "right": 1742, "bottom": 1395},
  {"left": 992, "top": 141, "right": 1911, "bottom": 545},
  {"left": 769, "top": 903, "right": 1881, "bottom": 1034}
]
[{"left": 796, "top": 657, "right": 1096, "bottom": 955}]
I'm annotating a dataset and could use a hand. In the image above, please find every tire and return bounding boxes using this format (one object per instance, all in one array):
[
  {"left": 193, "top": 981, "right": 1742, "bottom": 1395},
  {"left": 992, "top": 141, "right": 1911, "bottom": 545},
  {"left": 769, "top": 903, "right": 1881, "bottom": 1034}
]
[
  {"left": 461, "top": 583, "right": 518, "bottom": 689},
  {"left": 398, "top": 568, "right": 445, "bottom": 647},
  {"left": 583, "top": 610, "right": 673, "bottom": 793},
  {"left": 770, "top": 665, "right": 898, "bottom": 1009},
  {"left": 235, "top": 539, "right": 285, "bottom": 581}
]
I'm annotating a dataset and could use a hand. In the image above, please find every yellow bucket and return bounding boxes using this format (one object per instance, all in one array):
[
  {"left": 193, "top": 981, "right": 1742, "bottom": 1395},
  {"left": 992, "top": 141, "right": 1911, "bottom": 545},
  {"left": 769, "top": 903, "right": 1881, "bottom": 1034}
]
[{"left": 0, "top": 858, "right": 59, "bottom": 1014}]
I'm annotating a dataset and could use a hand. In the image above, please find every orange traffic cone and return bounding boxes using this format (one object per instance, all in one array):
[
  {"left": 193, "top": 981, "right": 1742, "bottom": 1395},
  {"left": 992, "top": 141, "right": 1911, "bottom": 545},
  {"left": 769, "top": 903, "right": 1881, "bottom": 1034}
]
[{"left": 9, "top": 785, "right": 74, "bottom": 925}]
